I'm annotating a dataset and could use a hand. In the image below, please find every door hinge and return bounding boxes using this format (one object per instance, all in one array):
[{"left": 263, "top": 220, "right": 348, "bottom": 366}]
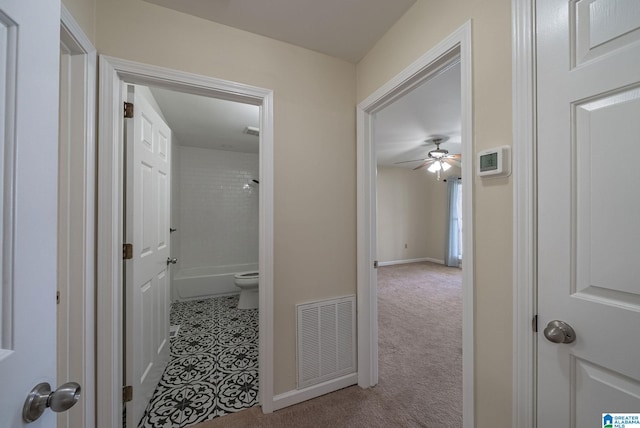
[
  {"left": 373, "top": 260, "right": 378, "bottom": 269},
  {"left": 123, "top": 243, "right": 133, "bottom": 260},
  {"left": 532, "top": 314, "right": 538, "bottom": 333},
  {"left": 56, "top": 291, "right": 60, "bottom": 305},
  {"left": 123, "top": 385, "right": 133, "bottom": 403},
  {"left": 124, "top": 102, "right": 134, "bottom": 118}
]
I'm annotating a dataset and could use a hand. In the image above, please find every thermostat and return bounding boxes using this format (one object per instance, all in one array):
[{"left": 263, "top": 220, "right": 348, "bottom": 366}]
[{"left": 477, "top": 146, "right": 511, "bottom": 178}]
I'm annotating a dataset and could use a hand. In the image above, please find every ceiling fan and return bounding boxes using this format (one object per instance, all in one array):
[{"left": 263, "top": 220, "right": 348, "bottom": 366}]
[{"left": 394, "top": 136, "right": 461, "bottom": 178}]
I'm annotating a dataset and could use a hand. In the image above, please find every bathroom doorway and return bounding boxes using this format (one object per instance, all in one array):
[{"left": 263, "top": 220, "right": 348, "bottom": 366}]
[
  {"left": 141, "top": 85, "right": 261, "bottom": 426},
  {"left": 96, "top": 57, "right": 275, "bottom": 427},
  {"left": 125, "top": 84, "right": 262, "bottom": 427}
]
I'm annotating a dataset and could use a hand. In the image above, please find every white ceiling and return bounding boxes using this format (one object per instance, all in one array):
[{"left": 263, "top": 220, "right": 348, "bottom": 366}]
[
  {"left": 143, "top": 0, "right": 416, "bottom": 62},
  {"left": 149, "top": 86, "right": 260, "bottom": 153},
  {"left": 374, "top": 61, "right": 461, "bottom": 168}
]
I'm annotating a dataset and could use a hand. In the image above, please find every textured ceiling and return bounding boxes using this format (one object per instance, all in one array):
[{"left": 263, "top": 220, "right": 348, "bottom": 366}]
[
  {"left": 144, "top": 0, "right": 416, "bottom": 62},
  {"left": 374, "top": 61, "right": 461, "bottom": 168},
  {"left": 149, "top": 86, "right": 260, "bottom": 153}
]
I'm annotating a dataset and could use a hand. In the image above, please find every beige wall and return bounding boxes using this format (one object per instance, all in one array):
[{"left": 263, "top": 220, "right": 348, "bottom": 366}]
[
  {"left": 62, "top": 0, "right": 96, "bottom": 44},
  {"left": 64, "top": 0, "right": 514, "bottom": 419},
  {"left": 357, "top": 1, "right": 513, "bottom": 427},
  {"left": 377, "top": 166, "right": 459, "bottom": 263},
  {"left": 95, "top": 0, "right": 357, "bottom": 394}
]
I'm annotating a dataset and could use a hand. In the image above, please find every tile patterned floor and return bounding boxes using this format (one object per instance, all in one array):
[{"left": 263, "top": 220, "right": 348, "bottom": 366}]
[{"left": 138, "top": 295, "right": 259, "bottom": 428}]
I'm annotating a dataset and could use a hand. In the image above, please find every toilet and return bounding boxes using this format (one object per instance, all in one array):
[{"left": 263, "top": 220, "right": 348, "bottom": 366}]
[{"left": 234, "top": 271, "right": 259, "bottom": 309}]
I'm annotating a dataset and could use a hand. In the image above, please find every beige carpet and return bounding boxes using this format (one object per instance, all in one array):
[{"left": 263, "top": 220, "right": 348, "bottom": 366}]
[{"left": 194, "top": 262, "right": 462, "bottom": 428}]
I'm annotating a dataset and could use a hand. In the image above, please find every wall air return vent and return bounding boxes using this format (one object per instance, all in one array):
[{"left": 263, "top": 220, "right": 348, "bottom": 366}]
[{"left": 296, "top": 295, "right": 356, "bottom": 389}]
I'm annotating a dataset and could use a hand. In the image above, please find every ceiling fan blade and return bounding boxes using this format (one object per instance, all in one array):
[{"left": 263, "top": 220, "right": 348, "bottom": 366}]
[
  {"left": 413, "top": 160, "right": 434, "bottom": 170},
  {"left": 447, "top": 154, "right": 461, "bottom": 160},
  {"left": 447, "top": 159, "right": 462, "bottom": 168},
  {"left": 394, "top": 158, "right": 427, "bottom": 164}
]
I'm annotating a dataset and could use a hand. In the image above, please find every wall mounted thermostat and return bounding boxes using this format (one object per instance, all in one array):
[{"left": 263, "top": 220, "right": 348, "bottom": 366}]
[{"left": 477, "top": 145, "right": 511, "bottom": 178}]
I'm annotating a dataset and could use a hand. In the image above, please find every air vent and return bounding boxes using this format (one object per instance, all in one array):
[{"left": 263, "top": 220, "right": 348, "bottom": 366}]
[
  {"left": 244, "top": 126, "right": 260, "bottom": 136},
  {"left": 296, "top": 295, "right": 356, "bottom": 389}
]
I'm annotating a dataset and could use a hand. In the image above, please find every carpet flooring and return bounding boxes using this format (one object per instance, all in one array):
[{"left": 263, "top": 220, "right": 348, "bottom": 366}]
[{"left": 193, "top": 261, "right": 462, "bottom": 428}]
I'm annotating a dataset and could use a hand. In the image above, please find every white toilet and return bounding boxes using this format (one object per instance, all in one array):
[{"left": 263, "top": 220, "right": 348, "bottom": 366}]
[{"left": 234, "top": 271, "right": 259, "bottom": 309}]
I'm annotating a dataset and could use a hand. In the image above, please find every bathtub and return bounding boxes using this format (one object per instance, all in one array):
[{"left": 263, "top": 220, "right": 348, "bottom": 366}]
[{"left": 172, "top": 263, "right": 258, "bottom": 301}]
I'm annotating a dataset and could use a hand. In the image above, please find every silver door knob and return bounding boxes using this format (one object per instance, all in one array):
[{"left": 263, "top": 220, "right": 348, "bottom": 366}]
[
  {"left": 543, "top": 320, "right": 576, "bottom": 344},
  {"left": 23, "top": 382, "right": 81, "bottom": 422},
  {"left": 167, "top": 257, "right": 177, "bottom": 265}
]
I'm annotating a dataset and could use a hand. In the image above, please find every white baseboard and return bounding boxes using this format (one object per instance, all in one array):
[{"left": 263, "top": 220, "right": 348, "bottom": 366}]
[
  {"left": 378, "top": 257, "right": 444, "bottom": 267},
  {"left": 173, "top": 291, "right": 239, "bottom": 303},
  {"left": 271, "top": 373, "right": 358, "bottom": 412}
]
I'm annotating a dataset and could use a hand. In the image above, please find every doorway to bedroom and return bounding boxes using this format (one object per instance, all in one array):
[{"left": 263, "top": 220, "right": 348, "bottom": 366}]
[{"left": 372, "top": 57, "right": 463, "bottom": 426}]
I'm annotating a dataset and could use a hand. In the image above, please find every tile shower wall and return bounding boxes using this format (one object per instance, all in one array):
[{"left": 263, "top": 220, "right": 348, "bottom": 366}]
[{"left": 175, "top": 146, "right": 258, "bottom": 270}]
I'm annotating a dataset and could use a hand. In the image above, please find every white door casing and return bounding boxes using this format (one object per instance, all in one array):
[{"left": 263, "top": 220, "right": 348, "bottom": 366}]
[
  {"left": 57, "top": 6, "right": 97, "bottom": 427},
  {"left": 0, "top": 0, "right": 61, "bottom": 426},
  {"left": 97, "top": 57, "right": 275, "bottom": 426},
  {"left": 356, "top": 21, "right": 474, "bottom": 427},
  {"left": 537, "top": 0, "right": 640, "bottom": 425},
  {"left": 125, "top": 85, "right": 172, "bottom": 426},
  {"left": 511, "top": 0, "right": 537, "bottom": 426}
]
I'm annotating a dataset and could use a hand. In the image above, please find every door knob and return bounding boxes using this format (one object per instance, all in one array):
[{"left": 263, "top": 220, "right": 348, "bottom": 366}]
[
  {"left": 543, "top": 320, "right": 576, "bottom": 344},
  {"left": 167, "top": 257, "right": 177, "bottom": 265},
  {"left": 23, "top": 382, "right": 81, "bottom": 422}
]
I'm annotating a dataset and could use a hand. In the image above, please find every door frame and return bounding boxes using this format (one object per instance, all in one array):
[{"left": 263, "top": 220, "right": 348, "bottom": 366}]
[
  {"left": 511, "top": 0, "right": 536, "bottom": 427},
  {"left": 58, "top": 5, "right": 97, "bottom": 426},
  {"left": 96, "top": 56, "right": 275, "bottom": 426},
  {"left": 356, "top": 21, "right": 475, "bottom": 427}
]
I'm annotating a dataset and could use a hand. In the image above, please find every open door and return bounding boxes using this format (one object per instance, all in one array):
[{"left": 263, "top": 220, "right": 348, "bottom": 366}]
[
  {"left": 124, "top": 85, "right": 172, "bottom": 426},
  {"left": 536, "top": 0, "right": 640, "bottom": 425},
  {"left": 0, "top": 0, "right": 81, "bottom": 425}
]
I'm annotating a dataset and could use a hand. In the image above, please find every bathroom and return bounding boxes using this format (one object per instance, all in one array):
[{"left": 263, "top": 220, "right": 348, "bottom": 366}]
[
  {"left": 170, "top": 114, "right": 260, "bottom": 304},
  {"left": 157, "top": 86, "right": 260, "bottom": 303},
  {"left": 137, "top": 85, "right": 261, "bottom": 427}
]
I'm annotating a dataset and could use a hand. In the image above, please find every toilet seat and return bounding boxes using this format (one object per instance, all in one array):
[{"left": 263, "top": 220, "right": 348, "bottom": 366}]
[
  {"left": 234, "top": 271, "right": 258, "bottom": 279},
  {"left": 234, "top": 271, "right": 259, "bottom": 309}
]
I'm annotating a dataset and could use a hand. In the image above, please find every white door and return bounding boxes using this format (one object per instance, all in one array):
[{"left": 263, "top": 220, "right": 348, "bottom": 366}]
[
  {"left": 537, "top": 0, "right": 640, "bottom": 426},
  {"left": 0, "top": 0, "right": 64, "bottom": 426},
  {"left": 125, "top": 85, "right": 172, "bottom": 426}
]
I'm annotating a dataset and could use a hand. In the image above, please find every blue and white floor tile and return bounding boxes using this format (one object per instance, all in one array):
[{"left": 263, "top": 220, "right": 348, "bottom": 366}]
[{"left": 138, "top": 295, "right": 259, "bottom": 428}]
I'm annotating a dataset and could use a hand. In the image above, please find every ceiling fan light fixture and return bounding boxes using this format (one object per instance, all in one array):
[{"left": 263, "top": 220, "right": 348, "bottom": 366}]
[
  {"left": 441, "top": 161, "right": 451, "bottom": 171},
  {"left": 427, "top": 162, "right": 441, "bottom": 173},
  {"left": 426, "top": 137, "right": 449, "bottom": 160}
]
